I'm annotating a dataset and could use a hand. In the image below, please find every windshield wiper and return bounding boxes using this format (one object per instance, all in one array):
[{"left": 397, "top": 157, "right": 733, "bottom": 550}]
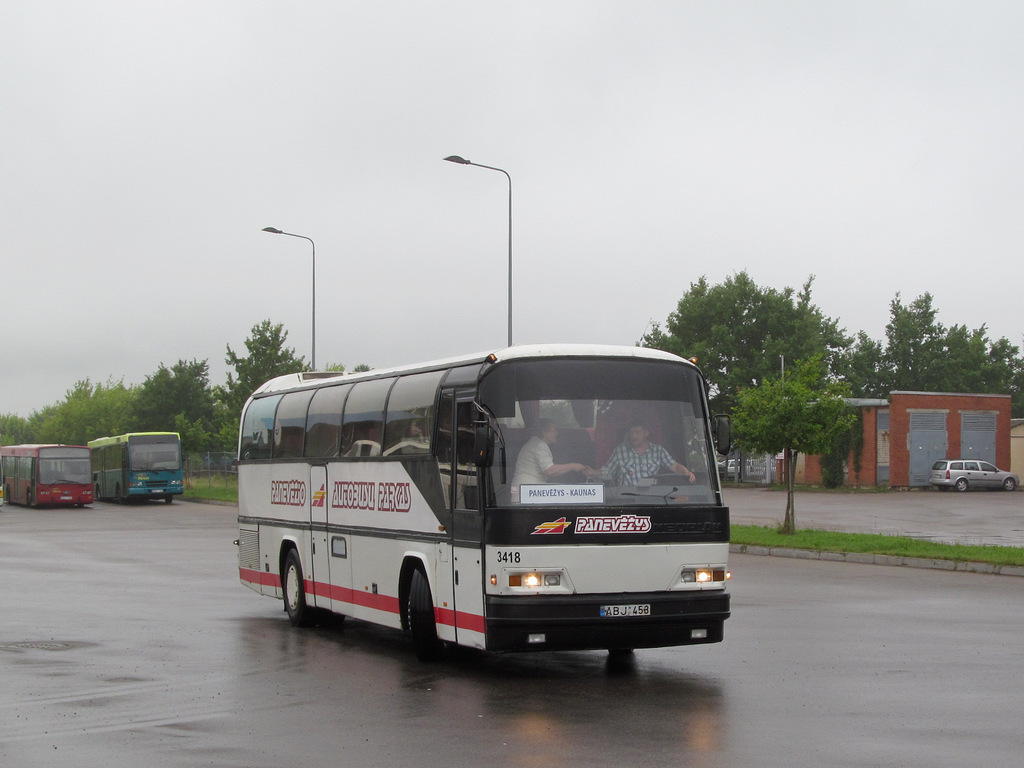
[{"left": 620, "top": 486, "right": 680, "bottom": 504}]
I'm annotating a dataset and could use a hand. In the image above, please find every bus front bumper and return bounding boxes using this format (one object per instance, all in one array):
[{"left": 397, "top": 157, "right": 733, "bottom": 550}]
[{"left": 483, "top": 591, "right": 730, "bottom": 653}]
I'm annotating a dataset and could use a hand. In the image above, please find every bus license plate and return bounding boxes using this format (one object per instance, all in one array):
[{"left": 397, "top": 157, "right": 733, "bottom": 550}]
[{"left": 600, "top": 604, "right": 650, "bottom": 618}]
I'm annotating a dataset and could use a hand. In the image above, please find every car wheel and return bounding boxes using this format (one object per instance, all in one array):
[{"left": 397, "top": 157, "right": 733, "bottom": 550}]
[
  {"left": 1003, "top": 477, "right": 1017, "bottom": 492},
  {"left": 955, "top": 477, "right": 969, "bottom": 492}
]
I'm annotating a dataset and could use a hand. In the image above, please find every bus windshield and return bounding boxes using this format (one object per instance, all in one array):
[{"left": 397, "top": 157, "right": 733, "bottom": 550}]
[
  {"left": 479, "top": 357, "right": 718, "bottom": 507},
  {"left": 129, "top": 437, "right": 181, "bottom": 471},
  {"left": 38, "top": 455, "right": 92, "bottom": 485}
]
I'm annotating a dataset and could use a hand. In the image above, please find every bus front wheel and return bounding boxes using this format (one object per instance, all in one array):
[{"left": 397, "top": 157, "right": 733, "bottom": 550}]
[
  {"left": 406, "top": 567, "right": 444, "bottom": 662},
  {"left": 282, "top": 549, "right": 311, "bottom": 627}
]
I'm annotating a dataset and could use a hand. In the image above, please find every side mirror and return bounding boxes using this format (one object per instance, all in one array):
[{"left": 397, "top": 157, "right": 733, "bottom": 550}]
[
  {"left": 473, "top": 423, "right": 493, "bottom": 467},
  {"left": 713, "top": 414, "right": 732, "bottom": 456}
]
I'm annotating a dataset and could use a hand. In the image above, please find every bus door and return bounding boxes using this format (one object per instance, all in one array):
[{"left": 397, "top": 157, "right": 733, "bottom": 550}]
[
  {"left": 440, "top": 390, "right": 486, "bottom": 647},
  {"left": 308, "top": 463, "right": 332, "bottom": 611},
  {"left": 323, "top": 463, "right": 355, "bottom": 616}
]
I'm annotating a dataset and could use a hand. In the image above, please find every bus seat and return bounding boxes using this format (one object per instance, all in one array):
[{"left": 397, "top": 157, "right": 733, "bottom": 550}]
[
  {"left": 550, "top": 428, "right": 596, "bottom": 468},
  {"left": 347, "top": 440, "right": 381, "bottom": 457}
]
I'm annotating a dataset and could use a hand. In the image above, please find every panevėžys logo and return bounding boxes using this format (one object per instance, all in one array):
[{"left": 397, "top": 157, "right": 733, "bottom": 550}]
[{"left": 532, "top": 514, "right": 652, "bottom": 535}]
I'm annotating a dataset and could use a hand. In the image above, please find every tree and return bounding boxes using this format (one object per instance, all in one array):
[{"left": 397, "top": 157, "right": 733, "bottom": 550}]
[
  {"left": 833, "top": 331, "right": 887, "bottom": 398},
  {"left": 643, "top": 272, "right": 850, "bottom": 412},
  {"left": 842, "top": 292, "right": 1024, "bottom": 414},
  {"left": 883, "top": 292, "right": 948, "bottom": 392},
  {"left": 732, "top": 357, "right": 856, "bottom": 534},
  {"left": 219, "top": 320, "right": 307, "bottom": 419},
  {"left": 134, "top": 359, "right": 221, "bottom": 452},
  {"left": 0, "top": 413, "right": 34, "bottom": 446},
  {"left": 321, "top": 362, "right": 373, "bottom": 374},
  {"left": 32, "top": 379, "right": 137, "bottom": 446}
]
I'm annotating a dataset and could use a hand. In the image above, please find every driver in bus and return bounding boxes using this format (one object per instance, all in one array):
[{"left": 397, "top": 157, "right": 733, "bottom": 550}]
[
  {"left": 512, "top": 419, "right": 594, "bottom": 486},
  {"left": 591, "top": 423, "right": 696, "bottom": 486}
]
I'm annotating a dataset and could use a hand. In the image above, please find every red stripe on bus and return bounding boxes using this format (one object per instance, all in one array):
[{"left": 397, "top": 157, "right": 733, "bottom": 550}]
[
  {"left": 239, "top": 567, "right": 280, "bottom": 588},
  {"left": 307, "top": 579, "right": 486, "bottom": 633},
  {"left": 240, "top": 570, "right": 485, "bottom": 634}
]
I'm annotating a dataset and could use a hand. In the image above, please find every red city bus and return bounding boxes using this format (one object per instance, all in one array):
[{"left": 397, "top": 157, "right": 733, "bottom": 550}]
[{"left": 0, "top": 444, "right": 94, "bottom": 507}]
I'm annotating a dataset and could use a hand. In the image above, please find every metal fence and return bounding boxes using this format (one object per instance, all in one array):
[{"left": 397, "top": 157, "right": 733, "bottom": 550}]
[
  {"left": 719, "top": 452, "right": 777, "bottom": 484},
  {"left": 184, "top": 452, "right": 237, "bottom": 490}
]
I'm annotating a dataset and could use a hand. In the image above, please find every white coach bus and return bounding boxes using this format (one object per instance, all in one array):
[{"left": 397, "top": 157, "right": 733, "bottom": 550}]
[{"left": 236, "top": 344, "right": 732, "bottom": 659}]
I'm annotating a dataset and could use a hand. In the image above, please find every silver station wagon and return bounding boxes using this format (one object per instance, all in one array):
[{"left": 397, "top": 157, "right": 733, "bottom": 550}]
[{"left": 930, "top": 459, "right": 1019, "bottom": 492}]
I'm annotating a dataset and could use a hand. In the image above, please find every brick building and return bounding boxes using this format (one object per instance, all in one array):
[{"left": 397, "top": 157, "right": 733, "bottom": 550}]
[{"left": 795, "top": 391, "right": 1013, "bottom": 489}]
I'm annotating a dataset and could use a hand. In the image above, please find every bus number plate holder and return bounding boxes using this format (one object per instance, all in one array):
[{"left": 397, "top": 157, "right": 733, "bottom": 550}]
[{"left": 600, "top": 604, "right": 650, "bottom": 618}]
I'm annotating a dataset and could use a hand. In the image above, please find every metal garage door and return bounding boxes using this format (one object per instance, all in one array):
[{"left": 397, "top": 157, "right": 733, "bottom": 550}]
[
  {"left": 961, "top": 412, "right": 997, "bottom": 463},
  {"left": 908, "top": 411, "right": 948, "bottom": 486}
]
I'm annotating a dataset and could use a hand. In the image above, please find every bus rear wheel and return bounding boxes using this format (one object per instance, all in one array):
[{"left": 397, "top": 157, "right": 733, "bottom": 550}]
[
  {"left": 407, "top": 567, "right": 444, "bottom": 662},
  {"left": 282, "top": 549, "right": 312, "bottom": 627}
]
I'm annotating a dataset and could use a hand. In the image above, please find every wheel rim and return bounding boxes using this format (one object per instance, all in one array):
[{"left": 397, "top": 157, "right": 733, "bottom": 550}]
[
  {"left": 956, "top": 478, "right": 968, "bottom": 491},
  {"left": 285, "top": 563, "right": 301, "bottom": 611}
]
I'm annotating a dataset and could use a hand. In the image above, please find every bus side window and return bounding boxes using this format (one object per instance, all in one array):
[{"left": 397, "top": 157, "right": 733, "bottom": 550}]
[
  {"left": 454, "top": 399, "right": 478, "bottom": 509},
  {"left": 341, "top": 379, "right": 391, "bottom": 457},
  {"left": 304, "top": 384, "right": 350, "bottom": 458},
  {"left": 382, "top": 371, "right": 444, "bottom": 456},
  {"left": 240, "top": 395, "right": 282, "bottom": 460},
  {"left": 274, "top": 390, "right": 314, "bottom": 459},
  {"left": 437, "top": 394, "right": 454, "bottom": 507}
]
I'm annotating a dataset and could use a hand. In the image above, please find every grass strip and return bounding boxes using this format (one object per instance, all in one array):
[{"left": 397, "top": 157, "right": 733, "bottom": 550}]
[
  {"left": 184, "top": 486, "right": 239, "bottom": 504},
  {"left": 732, "top": 524, "right": 1024, "bottom": 568}
]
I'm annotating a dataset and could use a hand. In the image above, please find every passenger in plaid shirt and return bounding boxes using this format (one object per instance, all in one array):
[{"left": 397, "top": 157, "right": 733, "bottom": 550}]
[{"left": 595, "top": 423, "right": 696, "bottom": 486}]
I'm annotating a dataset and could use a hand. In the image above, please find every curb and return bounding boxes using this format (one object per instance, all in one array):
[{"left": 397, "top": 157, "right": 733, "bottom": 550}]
[
  {"left": 178, "top": 495, "right": 238, "bottom": 507},
  {"left": 730, "top": 543, "right": 1024, "bottom": 578}
]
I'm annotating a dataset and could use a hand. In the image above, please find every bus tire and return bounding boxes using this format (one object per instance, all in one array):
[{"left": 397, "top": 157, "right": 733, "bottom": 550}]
[
  {"left": 282, "top": 549, "right": 312, "bottom": 627},
  {"left": 407, "top": 567, "right": 444, "bottom": 662},
  {"left": 164, "top": 495, "right": 174, "bottom": 504}
]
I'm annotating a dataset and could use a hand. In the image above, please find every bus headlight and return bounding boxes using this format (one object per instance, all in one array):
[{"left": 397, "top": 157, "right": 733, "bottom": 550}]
[
  {"left": 505, "top": 571, "right": 566, "bottom": 591},
  {"left": 679, "top": 568, "right": 727, "bottom": 588}
]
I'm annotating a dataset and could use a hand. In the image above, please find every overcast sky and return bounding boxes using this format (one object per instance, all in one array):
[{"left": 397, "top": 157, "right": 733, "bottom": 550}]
[{"left": 3, "top": 1, "right": 1022, "bottom": 418}]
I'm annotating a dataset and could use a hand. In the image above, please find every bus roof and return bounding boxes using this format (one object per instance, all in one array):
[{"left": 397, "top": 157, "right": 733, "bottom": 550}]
[
  {"left": 86, "top": 432, "right": 181, "bottom": 448},
  {"left": 249, "top": 343, "right": 695, "bottom": 398},
  {"left": 0, "top": 444, "right": 90, "bottom": 454}
]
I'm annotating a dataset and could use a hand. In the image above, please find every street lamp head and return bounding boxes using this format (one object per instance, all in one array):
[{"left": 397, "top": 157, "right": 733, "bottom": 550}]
[
  {"left": 444, "top": 155, "right": 471, "bottom": 165},
  {"left": 262, "top": 227, "right": 284, "bottom": 234}
]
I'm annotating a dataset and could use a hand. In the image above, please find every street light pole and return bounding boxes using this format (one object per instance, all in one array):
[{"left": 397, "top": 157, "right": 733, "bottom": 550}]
[
  {"left": 444, "top": 155, "right": 513, "bottom": 347},
  {"left": 261, "top": 227, "right": 316, "bottom": 370}
]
